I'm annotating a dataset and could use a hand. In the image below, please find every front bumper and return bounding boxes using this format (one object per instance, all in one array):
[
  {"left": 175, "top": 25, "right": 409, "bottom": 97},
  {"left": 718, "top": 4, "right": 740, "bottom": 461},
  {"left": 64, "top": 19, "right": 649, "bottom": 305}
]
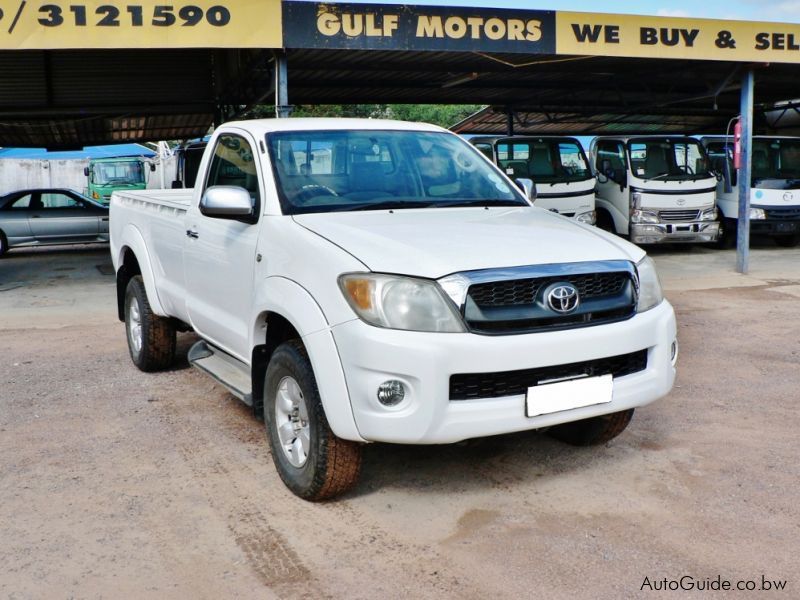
[
  {"left": 750, "top": 219, "right": 800, "bottom": 236},
  {"left": 331, "top": 300, "right": 677, "bottom": 444},
  {"left": 631, "top": 221, "right": 719, "bottom": 244}
]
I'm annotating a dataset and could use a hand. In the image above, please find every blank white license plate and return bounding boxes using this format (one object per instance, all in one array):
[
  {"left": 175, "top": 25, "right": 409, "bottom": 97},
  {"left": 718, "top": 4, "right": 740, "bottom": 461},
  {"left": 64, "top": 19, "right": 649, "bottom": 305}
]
[{"left": 526, "top": 374, "right": 613, "bottom": 417}]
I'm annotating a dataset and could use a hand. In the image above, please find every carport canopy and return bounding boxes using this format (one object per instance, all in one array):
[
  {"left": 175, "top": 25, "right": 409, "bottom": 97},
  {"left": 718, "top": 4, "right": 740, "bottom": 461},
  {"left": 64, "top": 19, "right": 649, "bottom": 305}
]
[{"left": 1, "top": 1, "right": 800, "bottom": 147}]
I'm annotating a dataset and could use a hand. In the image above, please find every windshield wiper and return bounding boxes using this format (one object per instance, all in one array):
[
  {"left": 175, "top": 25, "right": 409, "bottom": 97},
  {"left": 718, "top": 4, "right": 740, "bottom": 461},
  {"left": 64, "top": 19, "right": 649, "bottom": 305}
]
[{"left": 338, "top": 200, "right": 437, "bottom": 212}]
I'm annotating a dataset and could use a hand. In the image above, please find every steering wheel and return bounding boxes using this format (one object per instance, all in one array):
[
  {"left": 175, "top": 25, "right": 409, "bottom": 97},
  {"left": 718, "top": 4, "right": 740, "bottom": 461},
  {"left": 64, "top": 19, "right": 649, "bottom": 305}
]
[
  {"left": 295, "top": 184, "right": 339, "bottom": 204},
  {"left": 678, "top": 164, "right": 695, "bottom": 175},
  {"left": 454, "top": 151, "right": 479, "bottom": 173}
]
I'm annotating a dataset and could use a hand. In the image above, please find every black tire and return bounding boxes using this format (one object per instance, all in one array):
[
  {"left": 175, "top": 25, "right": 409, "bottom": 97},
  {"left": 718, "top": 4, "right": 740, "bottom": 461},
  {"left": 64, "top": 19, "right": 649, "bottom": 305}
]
[
  {"left": 0, "top": 230, "right": 8, "bottom": 257},
  {"left": 595, "top": 209, "right": 616, "bottom": 233},
  {"left": 124, "top": 275, "right": 176, "bottom": 371},
  {"left": 548, "top": 409, "right": 635, "bottom": 446},
  {"left": 265, "top": 340, "right": 362, "bottom": 501},
  {"left": 775, "top": 235, "right": 799, "bottom": 248},
  {"left": 713, "top": 217, "right": 736, "bottom": 249}
]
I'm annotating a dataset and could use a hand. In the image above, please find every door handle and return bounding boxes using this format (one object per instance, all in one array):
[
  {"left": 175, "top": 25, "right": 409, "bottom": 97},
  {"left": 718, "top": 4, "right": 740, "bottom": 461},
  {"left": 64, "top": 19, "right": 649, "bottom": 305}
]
[
  {"left": 186, "top": 230, "right": 199, "bottom": 239},
  {"left": 101, "top": 217, "right": 109, "bottom": 221},
  {"left": 31, "top": 215, "right": 41, "bottom": 218}
]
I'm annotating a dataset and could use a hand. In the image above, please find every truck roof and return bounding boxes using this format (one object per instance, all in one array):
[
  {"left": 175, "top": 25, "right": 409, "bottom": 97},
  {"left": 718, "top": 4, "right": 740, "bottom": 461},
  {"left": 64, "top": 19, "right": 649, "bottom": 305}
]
[
  {"left": 470, "top": 135, "right": 583, "bottom": 144},
  {"left": 221, "top": 118, "right": 447, "bottom": 135},
  {"left": 593, "top": 135, "right": 701, "bottom": 142}
]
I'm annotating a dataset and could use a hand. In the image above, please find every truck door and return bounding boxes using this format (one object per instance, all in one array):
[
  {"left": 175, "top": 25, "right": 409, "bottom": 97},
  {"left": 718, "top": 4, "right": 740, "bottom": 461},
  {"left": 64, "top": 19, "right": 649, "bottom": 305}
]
[
  {"left": 183, "top": 131, "right": 262, "bottom": 361},
  {"left": 594, "top": 140, "right": 629, "bottom": 234}
]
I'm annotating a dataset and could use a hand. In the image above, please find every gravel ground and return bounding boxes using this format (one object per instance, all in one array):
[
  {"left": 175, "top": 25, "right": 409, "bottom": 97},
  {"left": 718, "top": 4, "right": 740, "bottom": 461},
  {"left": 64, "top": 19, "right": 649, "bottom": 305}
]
[{"left": 1, "top": 244, "right": 798, "bottom": 599}]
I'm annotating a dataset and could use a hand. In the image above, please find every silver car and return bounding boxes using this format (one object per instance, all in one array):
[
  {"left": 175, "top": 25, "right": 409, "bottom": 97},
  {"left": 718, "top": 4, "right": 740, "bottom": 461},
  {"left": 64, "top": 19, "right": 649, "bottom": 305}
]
[{"left": 0, "top": 188, "right": 109, "bottom": 256}]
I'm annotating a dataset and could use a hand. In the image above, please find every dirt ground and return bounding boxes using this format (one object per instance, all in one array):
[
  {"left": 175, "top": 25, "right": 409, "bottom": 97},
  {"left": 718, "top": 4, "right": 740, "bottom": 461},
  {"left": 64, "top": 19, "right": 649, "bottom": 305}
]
[{"left": 1, "top": 244, "right": 798, "bottom": 599}]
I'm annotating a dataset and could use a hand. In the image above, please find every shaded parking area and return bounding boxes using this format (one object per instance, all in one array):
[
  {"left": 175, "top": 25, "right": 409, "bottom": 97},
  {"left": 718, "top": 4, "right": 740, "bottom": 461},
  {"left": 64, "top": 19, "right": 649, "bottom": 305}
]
[{"left": 1, "top": 244, "right": 798, "bottom": 598}]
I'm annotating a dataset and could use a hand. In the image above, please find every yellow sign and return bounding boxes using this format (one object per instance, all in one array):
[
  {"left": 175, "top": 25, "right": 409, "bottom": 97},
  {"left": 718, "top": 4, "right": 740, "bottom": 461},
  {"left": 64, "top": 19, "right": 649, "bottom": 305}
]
[
  {"left": 557, "top": 11, "right": 800, "bottom": 64},
  {"left": 0, "top": 0, "right": 281, "bottom": 49}
]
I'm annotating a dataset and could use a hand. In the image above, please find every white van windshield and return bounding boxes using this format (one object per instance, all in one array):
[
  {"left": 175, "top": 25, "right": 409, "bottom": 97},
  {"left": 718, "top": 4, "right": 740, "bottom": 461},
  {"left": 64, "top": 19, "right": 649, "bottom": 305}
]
[
  {"left": 267, "top": 130, "right": 527, "bottom": 214},
  {"left": 627, "top": 138, "right": 711, "bottom": 181},
  {"left": 495, "top": 138, "right": 592, "bottom": 183}
]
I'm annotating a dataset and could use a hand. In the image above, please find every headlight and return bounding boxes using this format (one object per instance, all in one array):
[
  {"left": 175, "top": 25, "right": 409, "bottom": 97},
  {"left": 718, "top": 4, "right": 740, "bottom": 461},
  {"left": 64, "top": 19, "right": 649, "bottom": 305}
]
[
  {"left": 339, "top": 273, "right": 466, "bottom": 333},
  {"left": 576, "top": 210, "right": 596, "bottom": 225},
  {"left": 749, "top": 207, "right": 766, "bottom": 220},
  {"left": 701, "top": 207, "right": 718, "bottom": 221},
  {"left": 636, "top": 256, "right": 664, "bottom": 312},
  {"left": 632, "top": 192, "right": 642, "bottom": 208},
  {"left": 631, "top": 209, "right": 660, "bottom": 224}
]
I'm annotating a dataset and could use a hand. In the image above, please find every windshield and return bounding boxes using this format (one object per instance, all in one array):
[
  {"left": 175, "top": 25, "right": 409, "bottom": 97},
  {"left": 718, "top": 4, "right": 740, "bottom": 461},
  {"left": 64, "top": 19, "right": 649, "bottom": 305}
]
[
  {"left": 267, "top": 130, "right": 527, "bottom": 214},
  {"left": 627, "top": 138, "right": 711, "bottom": 181},
  {"left": 495, "top": 138, "right": 592, "bottom": 183},
  {"left": 92, "top": 161, "right": 145, "bottom": 185},
  {"left": 752, "top": 139, "right": 800, "bottom": 181}
]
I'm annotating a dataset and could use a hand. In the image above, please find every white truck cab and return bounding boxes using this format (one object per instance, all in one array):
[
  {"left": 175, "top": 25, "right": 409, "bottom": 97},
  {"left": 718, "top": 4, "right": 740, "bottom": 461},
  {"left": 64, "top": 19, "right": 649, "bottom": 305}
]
[
  {"left": 471, "top": 136, "right": 596, "bottom": 224},
  {"left": 702, "top": 136, "right": 800, "bottom": 247},
  {"left": 110, "top": 119, "right": 677, "bottom": 501},
  {"left": 591, "top": 136, "right": 720, "bottom": 244}
]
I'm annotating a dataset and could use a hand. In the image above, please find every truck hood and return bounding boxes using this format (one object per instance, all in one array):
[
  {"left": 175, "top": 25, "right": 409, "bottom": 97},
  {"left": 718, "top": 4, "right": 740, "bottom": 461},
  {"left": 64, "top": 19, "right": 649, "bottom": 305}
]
[{"left": 293, "top": 207, "right": 642, "bottom": 278}]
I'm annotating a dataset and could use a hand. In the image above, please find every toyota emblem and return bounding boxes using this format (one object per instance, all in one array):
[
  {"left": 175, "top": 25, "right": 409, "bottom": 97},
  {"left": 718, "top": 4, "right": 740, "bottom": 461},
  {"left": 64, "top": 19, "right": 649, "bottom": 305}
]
[
  {"left": 783, "top": 192, "right": 794, "bottom": 202},
  {"left": 676, "top": 198, "right": 686, "bottom": 206},
  {"left": 546, "top": 283, "right": 580, "bottom": 314}
]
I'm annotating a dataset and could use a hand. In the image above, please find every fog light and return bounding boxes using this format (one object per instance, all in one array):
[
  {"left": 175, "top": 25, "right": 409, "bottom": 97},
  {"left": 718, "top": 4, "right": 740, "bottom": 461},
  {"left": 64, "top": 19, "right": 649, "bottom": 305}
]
[{"left": 377, "top": 380, "right": 405, "bottom": 406}]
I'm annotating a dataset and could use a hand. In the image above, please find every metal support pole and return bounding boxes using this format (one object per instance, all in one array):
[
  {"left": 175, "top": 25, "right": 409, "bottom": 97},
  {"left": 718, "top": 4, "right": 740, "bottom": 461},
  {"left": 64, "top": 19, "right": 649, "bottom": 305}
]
[
  {"left": 274, "top": 53, "right": 290, "bottom": 119},
  {"left": 506, "top": 108, "right": 514, "bottom": 136},
  {"left": 736, "top": 69, "right": 754, "bottom": 274}
]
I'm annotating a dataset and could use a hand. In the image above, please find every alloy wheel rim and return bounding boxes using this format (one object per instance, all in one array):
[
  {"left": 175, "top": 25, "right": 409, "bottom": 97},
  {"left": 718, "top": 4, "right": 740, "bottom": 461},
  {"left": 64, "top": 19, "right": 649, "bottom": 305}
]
[
  {"left": 274, "top": 375, "right": 311, "bottom": 468},
  {"left": 128, "top": 297, "right": 143, "bottom": 355}
]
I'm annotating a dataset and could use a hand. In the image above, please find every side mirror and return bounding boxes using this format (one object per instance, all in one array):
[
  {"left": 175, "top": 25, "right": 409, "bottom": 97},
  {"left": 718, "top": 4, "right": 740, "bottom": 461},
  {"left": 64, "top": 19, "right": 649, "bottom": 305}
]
[
  {"left": 171, "top": 180, "right": 183, "bottom": 189},
  {"left": 618, "top": 170, "right": 628, "bottom": 191},
  {"left": 149, "top": 163, "right": 156, "bottom": 172},
  {"left": 199, "top": 186, "right": 255, "bottom": 222},
  {"left": 515, "top": 178, "right": 537, "bottom": 202},
  {"left": 83, "top": 167, "right": 89, "bottom": 177}
]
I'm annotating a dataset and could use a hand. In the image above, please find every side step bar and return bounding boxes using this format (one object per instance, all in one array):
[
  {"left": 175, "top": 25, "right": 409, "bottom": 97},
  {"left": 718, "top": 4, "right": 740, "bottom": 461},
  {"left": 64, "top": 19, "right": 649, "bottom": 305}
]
[{"left": 188, "top": 340, "right": 253, "bottom": 407}]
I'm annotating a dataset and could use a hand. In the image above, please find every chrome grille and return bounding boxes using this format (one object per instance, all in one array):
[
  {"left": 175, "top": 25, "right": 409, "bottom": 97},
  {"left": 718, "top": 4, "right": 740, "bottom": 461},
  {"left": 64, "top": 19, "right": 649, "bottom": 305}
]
[
  {"left": 765, "top": 207, "right": 800, "bottom": 220},
  {"left": 469, "top": 273, "right": 628, "bottom": 308},
  {"left": 659, "top": 209, "right": 700, "bottom": 222}
]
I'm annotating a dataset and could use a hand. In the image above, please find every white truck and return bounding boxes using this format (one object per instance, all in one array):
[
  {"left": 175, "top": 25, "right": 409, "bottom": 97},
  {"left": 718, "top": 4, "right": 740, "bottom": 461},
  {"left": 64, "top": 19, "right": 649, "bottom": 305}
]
[
  {"left": 111, "top": 118, "right": 677, "bottom": 500},
  {"left": 702, "top": 136, "right": 800, "bottom": 248},
  {"left": 471, "top": 135, "right": 596, "bottom": 225},
  {"left": 591, "top": 136, "right": 720, "bottom": 244}
]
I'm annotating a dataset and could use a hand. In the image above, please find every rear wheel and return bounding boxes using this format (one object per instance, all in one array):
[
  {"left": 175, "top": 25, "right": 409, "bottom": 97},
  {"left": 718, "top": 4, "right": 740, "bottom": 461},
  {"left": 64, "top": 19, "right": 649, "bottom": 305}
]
[
  {"left": 775, "top": 235, "right": 799, "bottom": 248},
  {"left": 0, "top": 230, "right": 8, "bottom": 257},
  {"left": 124, "top": 275, "right": 176, "bottom": 371},
  {"left": 548, "top": 409, "right": 635, "bottom": 446},
  {"left": 265, "top": 340, "right": 362, "bottom": 501}
]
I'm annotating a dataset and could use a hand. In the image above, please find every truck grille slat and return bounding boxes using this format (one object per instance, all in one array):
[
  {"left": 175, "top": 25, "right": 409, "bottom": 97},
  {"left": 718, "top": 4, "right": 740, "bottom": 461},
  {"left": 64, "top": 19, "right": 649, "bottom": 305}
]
[
  {"left": 449, "top": 350, "right": 648, "bottom": 401},
  {"left": 765, "top": 207, "right": 800, "bottom": 220},
  {"left": 659, "top": 209, "right": 700, "bottom": 222}
]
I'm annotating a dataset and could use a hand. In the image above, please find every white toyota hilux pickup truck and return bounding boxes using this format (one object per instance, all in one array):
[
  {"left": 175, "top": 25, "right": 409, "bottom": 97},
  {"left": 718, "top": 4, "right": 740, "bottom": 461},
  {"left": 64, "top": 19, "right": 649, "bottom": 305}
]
[{"left": 111, "top": 118, "right": 677, "bottom": 500}]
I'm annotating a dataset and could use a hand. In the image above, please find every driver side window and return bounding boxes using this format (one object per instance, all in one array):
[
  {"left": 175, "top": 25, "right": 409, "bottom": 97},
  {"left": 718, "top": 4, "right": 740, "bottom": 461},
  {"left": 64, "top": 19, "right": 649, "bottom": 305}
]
[{"left": 205, "top": 134, "right": 261, "bottom": 204}]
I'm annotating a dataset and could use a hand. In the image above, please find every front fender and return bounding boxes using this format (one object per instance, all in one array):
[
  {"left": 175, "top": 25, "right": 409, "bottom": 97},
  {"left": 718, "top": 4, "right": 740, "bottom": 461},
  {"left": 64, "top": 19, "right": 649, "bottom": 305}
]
[
  {"left": 117, "top": 223, "right": 167, "bottom": 317},
  {"left": 252, "top": 277, "right": 364, "bottom": 442}
]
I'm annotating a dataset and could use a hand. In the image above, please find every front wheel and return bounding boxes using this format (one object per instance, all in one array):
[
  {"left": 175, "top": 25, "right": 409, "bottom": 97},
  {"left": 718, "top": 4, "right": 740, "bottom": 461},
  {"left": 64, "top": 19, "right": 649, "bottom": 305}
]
[
  {"left": 775, "top": 235, "right": 799, "bottom": 248},
  {"left": 713, "top": 217, "right": 736, "bottom": 249},
  {"left": 265, "top": 340, "right": 362, "bottom": 501},
  {"left": 548, "top": 409, "right": 635, "bottom": 446},
  {"left": 124, "top": 275, "right": 176, "bottom": 371}
]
